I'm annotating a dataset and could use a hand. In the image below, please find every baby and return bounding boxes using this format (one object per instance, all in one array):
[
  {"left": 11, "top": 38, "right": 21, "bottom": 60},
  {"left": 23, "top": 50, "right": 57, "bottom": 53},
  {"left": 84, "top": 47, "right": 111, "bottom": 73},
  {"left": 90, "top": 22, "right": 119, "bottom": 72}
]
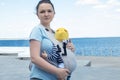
[
  {"left": 41, "top": 44, "right": 65, "bottom": 80},
  {"left": 41, "top": 44, "right": 64, "bottom": 68}
]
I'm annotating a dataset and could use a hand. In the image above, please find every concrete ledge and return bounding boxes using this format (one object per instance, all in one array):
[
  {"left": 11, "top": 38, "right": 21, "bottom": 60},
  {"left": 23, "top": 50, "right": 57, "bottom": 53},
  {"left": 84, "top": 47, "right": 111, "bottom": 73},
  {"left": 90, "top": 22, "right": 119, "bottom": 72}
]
[
  {"left": 0, "top": 47, "right": 24, "bottom": 54},
  {"left": 18, "top": 49, "right": 30, "bottom": 58},
  {"left": 17, "top": 47, "right": 30, "bottom": 59},
  {"left": 0, "top": 47, "right": 30, "bottom": 60}
]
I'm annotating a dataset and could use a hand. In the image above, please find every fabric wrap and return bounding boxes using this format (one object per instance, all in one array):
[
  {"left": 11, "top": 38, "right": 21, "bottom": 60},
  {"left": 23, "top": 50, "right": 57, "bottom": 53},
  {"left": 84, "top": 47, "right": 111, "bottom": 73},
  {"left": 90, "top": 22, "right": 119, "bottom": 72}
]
[{"left": 62, "top": 49, "right": 77, "bottom": 73}]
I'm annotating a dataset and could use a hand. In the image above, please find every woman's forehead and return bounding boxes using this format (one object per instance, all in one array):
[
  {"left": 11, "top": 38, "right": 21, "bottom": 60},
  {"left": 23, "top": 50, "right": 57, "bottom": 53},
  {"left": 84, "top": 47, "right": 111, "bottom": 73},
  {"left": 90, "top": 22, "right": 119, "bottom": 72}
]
[{"left": 38, "top": 3, "right": 53, "bottom": 10}]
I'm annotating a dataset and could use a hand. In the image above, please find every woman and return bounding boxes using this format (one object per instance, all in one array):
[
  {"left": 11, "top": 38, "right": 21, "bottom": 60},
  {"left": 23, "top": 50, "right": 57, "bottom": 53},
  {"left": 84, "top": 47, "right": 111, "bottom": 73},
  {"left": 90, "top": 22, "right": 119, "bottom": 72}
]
[{"left": 29, "top": 0, "right": 75, "bottom": 80}]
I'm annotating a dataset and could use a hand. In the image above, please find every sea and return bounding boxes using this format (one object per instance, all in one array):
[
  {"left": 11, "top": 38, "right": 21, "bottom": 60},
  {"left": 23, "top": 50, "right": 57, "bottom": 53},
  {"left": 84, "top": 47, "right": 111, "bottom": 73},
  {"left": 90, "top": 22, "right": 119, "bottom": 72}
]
[{"left": 0, "top": 37, "right": 120, "bottom": 56}]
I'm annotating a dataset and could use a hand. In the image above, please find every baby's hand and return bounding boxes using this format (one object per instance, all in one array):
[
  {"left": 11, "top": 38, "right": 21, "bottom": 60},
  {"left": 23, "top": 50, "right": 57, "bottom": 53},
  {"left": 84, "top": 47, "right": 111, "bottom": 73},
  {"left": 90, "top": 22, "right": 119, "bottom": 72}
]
[{"left": 41, "top": 51, "right": 47, "bottom": 59}]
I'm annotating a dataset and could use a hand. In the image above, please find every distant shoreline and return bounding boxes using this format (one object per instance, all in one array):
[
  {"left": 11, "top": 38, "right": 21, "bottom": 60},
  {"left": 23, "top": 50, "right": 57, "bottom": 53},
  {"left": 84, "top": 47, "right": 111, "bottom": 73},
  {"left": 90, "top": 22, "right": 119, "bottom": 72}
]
[{"left": 0, "top": 36, "right": 120, "bottom": 40}]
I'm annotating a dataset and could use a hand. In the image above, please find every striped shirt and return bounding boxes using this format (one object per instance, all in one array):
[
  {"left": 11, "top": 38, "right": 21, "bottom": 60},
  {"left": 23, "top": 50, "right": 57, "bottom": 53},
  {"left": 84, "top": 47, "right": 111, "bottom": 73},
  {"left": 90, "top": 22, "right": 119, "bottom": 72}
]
[{"left": 47, "top": 44, "right": 64, "bottom": 67}]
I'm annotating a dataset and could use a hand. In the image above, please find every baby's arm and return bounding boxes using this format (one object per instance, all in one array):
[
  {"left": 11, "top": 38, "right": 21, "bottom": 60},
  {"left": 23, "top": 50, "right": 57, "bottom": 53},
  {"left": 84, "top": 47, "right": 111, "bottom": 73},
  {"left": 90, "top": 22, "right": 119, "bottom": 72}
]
[{"left": 41, "top": 50, "right": 59, "bottom": 60}]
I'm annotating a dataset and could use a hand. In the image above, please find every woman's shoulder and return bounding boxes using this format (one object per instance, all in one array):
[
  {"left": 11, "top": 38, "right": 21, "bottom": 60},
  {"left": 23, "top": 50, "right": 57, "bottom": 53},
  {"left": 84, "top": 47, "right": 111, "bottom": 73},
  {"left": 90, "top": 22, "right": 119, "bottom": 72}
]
[
  {"left": 32, "top": 24, "right": 43, "bottom": 31},
  {"left": 29, "top": 25, "right": 45, "bottom": 41},
  {"left": 30, "top": 24, "right": 46, "bottom": 35},
  {"left": 30, "top": 24, "right": 49, "bottom": 38}
]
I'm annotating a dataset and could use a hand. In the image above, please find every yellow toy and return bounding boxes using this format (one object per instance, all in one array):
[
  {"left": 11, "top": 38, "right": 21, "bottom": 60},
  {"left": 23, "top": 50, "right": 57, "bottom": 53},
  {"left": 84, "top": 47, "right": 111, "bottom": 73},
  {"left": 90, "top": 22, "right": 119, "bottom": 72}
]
[
  {"left": 55, "top": 27, "right": 77, "bottom": 74},
  {"left": 55, "top": 28, "right": 69, "bottom": 42}
]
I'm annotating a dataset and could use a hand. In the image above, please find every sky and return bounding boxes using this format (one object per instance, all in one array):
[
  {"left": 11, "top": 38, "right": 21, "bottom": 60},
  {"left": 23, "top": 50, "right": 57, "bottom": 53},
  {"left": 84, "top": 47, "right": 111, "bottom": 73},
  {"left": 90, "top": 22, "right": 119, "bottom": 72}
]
[{"left": 0, "top": 0, "right": 120, "bottom": 39}]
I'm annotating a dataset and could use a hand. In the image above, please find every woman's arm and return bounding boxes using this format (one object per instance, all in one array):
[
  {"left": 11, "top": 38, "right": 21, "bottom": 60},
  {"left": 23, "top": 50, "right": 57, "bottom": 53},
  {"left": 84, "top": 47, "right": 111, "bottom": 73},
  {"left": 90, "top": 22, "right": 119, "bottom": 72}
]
[{"left": 30, "top": 39, "right": 69, "bottom": 79}]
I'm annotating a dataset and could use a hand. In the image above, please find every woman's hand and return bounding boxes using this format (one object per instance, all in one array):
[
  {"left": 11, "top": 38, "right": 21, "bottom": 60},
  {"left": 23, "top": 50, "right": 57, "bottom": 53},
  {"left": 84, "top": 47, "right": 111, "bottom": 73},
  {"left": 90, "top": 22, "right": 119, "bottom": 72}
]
[
  {"left": 66, "top": 42, "right": 75, "bottom": 52},
  {"left": 55, "top": 68, "right": 70, "bottom": 80}
]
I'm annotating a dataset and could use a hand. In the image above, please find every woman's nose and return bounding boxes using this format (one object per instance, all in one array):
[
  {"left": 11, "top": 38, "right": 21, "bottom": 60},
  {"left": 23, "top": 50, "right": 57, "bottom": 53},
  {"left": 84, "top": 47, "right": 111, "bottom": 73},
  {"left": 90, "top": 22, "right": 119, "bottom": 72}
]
[{"left": 44, "top": 12, "right": 49, "bottom": 16}]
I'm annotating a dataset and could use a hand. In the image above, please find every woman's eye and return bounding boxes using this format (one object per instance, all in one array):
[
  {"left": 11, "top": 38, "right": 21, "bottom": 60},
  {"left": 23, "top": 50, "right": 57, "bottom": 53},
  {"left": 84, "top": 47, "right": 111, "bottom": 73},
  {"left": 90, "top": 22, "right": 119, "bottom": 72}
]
[
  {"left": 40, "top": 10, "right": 45, "bottom": 13},
  {"left": 39, "top": 10, "right": 53, "bottom": 14},
  {"left": 48, "top": 10, "right": 52, "bottom": 13}
]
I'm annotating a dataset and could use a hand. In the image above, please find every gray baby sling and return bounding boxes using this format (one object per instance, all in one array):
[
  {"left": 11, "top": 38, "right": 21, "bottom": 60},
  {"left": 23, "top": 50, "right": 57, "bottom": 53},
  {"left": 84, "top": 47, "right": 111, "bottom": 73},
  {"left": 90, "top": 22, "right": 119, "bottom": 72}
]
[{"left": 46, "top": 30, "right": 77, "bottom": 73}]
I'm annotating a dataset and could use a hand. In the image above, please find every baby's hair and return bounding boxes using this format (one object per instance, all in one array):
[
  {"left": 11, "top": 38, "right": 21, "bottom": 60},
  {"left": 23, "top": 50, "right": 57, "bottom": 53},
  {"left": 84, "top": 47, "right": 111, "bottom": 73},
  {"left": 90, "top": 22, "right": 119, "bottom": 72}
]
[{"left": 36, "top": 0, "right": 55, "bottom": 14}]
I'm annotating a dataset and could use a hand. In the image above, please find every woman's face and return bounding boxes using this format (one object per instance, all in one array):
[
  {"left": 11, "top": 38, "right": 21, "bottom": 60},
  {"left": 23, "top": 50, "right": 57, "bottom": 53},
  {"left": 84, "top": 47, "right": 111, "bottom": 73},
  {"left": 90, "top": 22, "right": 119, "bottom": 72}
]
[{"left": 37, "top": 3, "right": 55, "bottom": 26}]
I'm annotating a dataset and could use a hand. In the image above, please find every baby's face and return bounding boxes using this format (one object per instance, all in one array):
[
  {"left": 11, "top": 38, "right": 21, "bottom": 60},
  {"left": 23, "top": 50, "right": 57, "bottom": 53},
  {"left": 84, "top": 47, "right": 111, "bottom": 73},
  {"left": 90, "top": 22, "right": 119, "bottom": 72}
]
[{"left": 55, "top": 28, "right": 69, "bottom": 41}]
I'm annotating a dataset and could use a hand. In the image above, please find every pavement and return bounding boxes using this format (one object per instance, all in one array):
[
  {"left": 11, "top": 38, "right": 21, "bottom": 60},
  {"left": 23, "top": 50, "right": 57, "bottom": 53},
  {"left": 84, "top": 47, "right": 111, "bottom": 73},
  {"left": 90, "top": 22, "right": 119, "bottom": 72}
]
[{"left": 0, "top": 54, "right": 120, "bottom": 80}]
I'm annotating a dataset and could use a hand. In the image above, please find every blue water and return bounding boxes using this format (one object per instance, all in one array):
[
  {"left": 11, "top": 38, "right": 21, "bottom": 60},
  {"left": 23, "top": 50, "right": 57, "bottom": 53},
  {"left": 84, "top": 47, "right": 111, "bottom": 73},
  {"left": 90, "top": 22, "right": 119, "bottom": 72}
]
[
  {"left": 71, "top": 37, "right": 120, "bottom": 56},
  {"left": 0, "top": 40, "right": 29, "bottom": 47},
  {"left": 0, "top": 37, "right": 120, "bottom": 56}
]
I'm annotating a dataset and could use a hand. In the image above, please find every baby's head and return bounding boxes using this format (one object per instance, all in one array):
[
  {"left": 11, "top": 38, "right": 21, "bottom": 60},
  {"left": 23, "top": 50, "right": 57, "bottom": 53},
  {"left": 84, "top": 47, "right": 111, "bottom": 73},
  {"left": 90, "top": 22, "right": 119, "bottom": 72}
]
[{"left": 55, "top": 27, "right": 69, "bottom": 42}]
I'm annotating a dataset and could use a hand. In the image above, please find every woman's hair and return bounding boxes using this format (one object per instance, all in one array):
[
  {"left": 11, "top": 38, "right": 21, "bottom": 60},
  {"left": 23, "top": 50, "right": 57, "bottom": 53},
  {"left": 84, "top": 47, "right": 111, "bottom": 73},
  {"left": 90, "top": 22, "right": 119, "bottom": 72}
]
[{"left": 36, "top": 0, "right": 55, "bottom": 14}]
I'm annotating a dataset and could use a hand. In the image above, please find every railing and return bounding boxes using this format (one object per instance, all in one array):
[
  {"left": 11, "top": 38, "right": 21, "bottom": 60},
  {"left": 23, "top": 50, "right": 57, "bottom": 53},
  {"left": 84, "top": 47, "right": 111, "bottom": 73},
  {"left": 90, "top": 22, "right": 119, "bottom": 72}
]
[{"left": 75, "top": 47, "right": 120, "bottom": 56}]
